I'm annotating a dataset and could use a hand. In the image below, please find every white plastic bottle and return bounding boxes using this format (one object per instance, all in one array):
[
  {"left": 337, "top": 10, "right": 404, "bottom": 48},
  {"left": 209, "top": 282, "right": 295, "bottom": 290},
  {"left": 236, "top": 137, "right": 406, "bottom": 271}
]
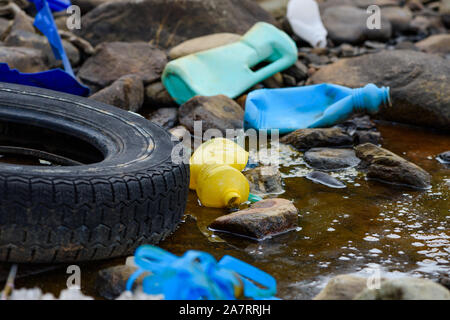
[{"left": 287, "top": 0, "right": 328, "bottom": 48}]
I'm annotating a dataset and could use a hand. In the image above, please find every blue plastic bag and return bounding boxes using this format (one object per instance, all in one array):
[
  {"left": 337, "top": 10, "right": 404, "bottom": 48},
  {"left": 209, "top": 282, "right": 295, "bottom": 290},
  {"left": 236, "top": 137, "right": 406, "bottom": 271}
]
[{"left": 126, "top": 245, "right": 279, "bottom": 300}]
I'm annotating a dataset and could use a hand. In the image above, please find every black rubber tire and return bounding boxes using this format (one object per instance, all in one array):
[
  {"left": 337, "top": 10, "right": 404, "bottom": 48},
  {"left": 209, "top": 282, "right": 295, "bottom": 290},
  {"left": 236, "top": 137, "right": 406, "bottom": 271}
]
[{"left": 0, "top": 83, "right": 189, "bottom": 263}]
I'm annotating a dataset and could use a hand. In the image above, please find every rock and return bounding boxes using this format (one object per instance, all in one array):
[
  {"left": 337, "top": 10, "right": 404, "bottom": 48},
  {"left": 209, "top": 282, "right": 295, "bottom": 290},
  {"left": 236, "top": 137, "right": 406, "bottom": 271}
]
[
  {"left": 355, "top": 143, "right": 431, "bottom": 189},
  {"left": 304, "top": 148, "right": 361, "bottom": 170},
  {"left": 71, "top": 0, "right": 123, "bottom": 13},
  {"left": 75, "top": 0, "right": 276, "bottom": 48},
  {"left": 322, "top": 5, "right": 392, "bottom": 45},
  {"left": 415, "top": 34, "right": 450, "bottom": 56},
  {"left": 0, "top": 17, "right": 9, "bottom": 36},
  {"left": 336, "top": 115, "right": 377, "bottom": 134},
  {"left": 147, "top": 107, "right": 178, "bottom": 130},
  {"left": 169, "top": 33, "right": 241, "bottom": 59},
  {"left": 178, "top": 95, "right": 244, "bottom": 135},
  {"left": 255, "top": 0, "right": 289, "bottom": 19},
  {"left": 314, "top": 275, "right": 371, "bottom": 300},
  {"left": 209, "top": 198, "right": 298, "bottom": 240},
  {"left": 438, "top": 274, "right": 450, "bottom": 290},
  {"left": 262, "top": 72, "right": 284, "bottom": 88},
  {"left": 0, "top": 46, "right": 46, "bottom": 72},
  {"left": 145, "top": 82, "right": 177, "bottom": 108},
  {"left": 243, "top": 165, "right": 284, "bottom": 195},
  {"left": 305, "top": 171, "right": 346, "bottom": 189},
  {"left": 355, "top": 278, "right": 450, "bottom": 300},
  {"left": 280, "top": 128, "right": 353, "bottom": 151},
  {"left": 381, "top": 6, "right": 413, "bottom": 33},
  {"left": 95, "top": 265, "right": 140, "bottom": 300},
  {"left": 437, "top": 151, "right": 450, "bottom": 164},
  {"left": 440, "top": 0, "right": 450, "bottom": 28},
  {"left": 282, "top": 73, "right": 297, "bottom": 87},
  {"left": 59, "top": 30, "right": 96, "bottom": 57},
  {"left": 90, "top": 75, "right": 144, "bottom": 112},
  {"left": 2, "top": 2, "right": 34, "bottom": 34},
  {"left": 78, "top": 42, "right": 167, "bottom": 91},
  {"left": 310, "top": 50, "right": 450, "bottom": 130},
  {"left": 5, "top": 30, "right": 80, "bottom": 69},
  {"left": 354, "top": 130, "right": 382, "bottom": 145}
]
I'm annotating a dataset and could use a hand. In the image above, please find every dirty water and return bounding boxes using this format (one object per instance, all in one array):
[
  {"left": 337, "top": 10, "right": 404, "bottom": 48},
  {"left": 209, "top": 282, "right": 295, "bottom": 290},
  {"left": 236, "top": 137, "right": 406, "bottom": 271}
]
[{"left": 1, "top": 121, "right": 449, "bottom": 300}]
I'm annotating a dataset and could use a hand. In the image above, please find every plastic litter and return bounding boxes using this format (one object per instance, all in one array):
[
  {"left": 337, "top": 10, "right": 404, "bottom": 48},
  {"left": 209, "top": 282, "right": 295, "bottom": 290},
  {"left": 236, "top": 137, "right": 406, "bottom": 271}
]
[
  {"left": 162, "top": 22, "right": 298, "bottom": 105},
  {"left": 287, "top": 0, "right": 328, "bottom": 48},
  {"left": 190, "top": 138, "right": 250, "bottom": 208},
  {"left": 244, "top": 83, "right": 391, "bottom": 134},
  {"left": 126, "top": 245, "right": 278, "bottom": 300},
  {"left": 0, "top": 0, "right": 90, "bottom": 96}
]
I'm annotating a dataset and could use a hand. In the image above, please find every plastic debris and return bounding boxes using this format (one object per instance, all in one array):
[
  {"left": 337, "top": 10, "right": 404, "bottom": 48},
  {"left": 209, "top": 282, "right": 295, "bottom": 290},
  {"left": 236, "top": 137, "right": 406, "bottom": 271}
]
[
  {"left": 163, "top": 22, "right": 298, "bottom": 104},
  {"left": 0, "top": 0, "right": 90, "bottom": 96},
  {"left": 126, "top": 245, "right": 278, "bottom": 300},
  {"left": 287, "top": 0, "right": 328, "bottom": 48},
  {"left": 244, "top": 83, "right": 391, "bottom": 134}
]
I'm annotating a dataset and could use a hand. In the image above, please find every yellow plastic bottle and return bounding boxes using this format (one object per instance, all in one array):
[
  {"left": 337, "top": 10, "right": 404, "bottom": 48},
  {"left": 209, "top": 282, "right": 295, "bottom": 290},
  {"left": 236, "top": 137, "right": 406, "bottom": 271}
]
[
  {"left": 196, "top": 164, "right": 250, "bottom": 208},
  {"left": 189, "top": 138, "right": 249, "bottom": 190}
]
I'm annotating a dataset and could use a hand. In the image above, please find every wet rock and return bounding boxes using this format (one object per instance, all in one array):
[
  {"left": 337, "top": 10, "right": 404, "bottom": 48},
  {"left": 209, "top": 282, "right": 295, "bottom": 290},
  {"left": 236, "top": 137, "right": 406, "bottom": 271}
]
[
  {"left": 147, "top": 107, "right": 178, "bottom": 130},
  {"left": 304, "top": 148, "right": 361, "bottom": 170},
  {"left": 263, "top": 72, "right": 284, "bottom": 88},
  {"left": 282, "top": 74, "right": 297, "bottom": 87},
  {"left": 243, "top": 165, "right": 283, "bottom": 195},
  {"left": 209, "top": 198, "right": 298, "bottom": 240},
  {"left": 437, "top": 151, "right": 450, "bottom": 164},
  {"left": 90, "top": 75, "right": 144, "bottom": 112},
  {"left": 95, "top": 265, "right": 140, "bottom": 300},
  {"left": 145, "top": 82, "right": 177, "bottom": 108},
  {"left": 336, "top": 115, "right": 377, "bottom": 134},
  {"left": 381, "top": 6, "right": 413, "bottom": 33},
  {"left": 76, "top": 0, "right": 276, "bottom": 48},
  {"left": 322, "top": 5, "right": 392, "bottom": 45},
  {"left": 355, "top": 278, "right": 450, "bottom": 300},
  {"left": 354, "top": 130, "right": 382, "bottom": 145},
  {"left": 0, "top": 46, "right": 46, "bottom": 72},
  {"left": 355, "top": 143, "right": 431, "bottom": 189},
  {"left": 178, "top": 95, "right": 244, "bottom": 135},
  {"left": 5, "top": 30, "right": 80, "bottom": 69},
  {"left": 415, "top": 34, "right": 450, "bottom": 56},
  {"left": 280, "top": 128, "right": 353, "bottom": 151},
  {"left": 169, "top": 33, "right": 241, "bottom": 59},
  {"left": 78, "top": 42, "right": 167, "bottom": 91},
  {"left": 283, "top": 61, "right": 309, "bottom": 82},
  {"left": 310, "top": 50, "right": 450, "bottom": 130},
  {"left": 305, "top": 171, "right": 346, "bottom": 189},
  {"left": 314, "top": 275, "right": 371, "bottom": 300},
  {"left": 438, "top": 274, "right": 450, "bottom": 291}
]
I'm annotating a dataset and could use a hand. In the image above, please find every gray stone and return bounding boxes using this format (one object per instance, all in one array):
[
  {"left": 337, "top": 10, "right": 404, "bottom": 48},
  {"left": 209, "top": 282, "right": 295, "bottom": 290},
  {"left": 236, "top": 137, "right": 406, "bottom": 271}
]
[
  {"left": 280, "top": 128, "right": 353, "bottom": 151},
  {"left": 305, "top": 171, "right": 346, "bottom": 189},
  {"left": 304, "top": 148, "right": 361, "bottom": 170},
  {"left": 381, "top": 6, "right": 413, "bottom": 33},
  {"left": 310, "top": 50, "right": 450, "bottom": 130},
  {"left": 75, "top": 0, "right": 276, "bottom": 48},
  {"left": 178, "top": 95, "right": 244, "bottom": 135},
  {"left": 244, "top": 165, "right": 284, "bottom": 195},
  {"left": 147, "top": 107, "right": 178, "bottom": 130},
  {"left": 209, "top": 198, "right": 298, "bottom": 240},
  {"left": 437, "top": 151, "right": 450, "bottom": 164},
  {"left": 355, "top": 278, "right": 450, "bottom": 300},
  {"left": 145, "top": 82, "right": 176, "bottom": 108},
  {"left": 322, "top": 5, "right": 392, "bottom": 45},
  {"left": 90, "top": 75, "right": 144, "bottom": 112},
  {"left": 314, "top": 275, "right": 372, "bottom": 300},
  {"left": 0, "top": 46, "right": 46, "bottom": 72},
  {"left": 169, "top": 33, "right": 241, "bottom": 59},
  {"left": 95, "top": 265, "right": 140, "bottom": 300},
  {"left": 415, "top": 34, "right": 450, "bottom": 56},
  {"left": 78, "top": 42, "right": 167, "bottom": 90},
  {"left": 355, "top": 143, "right": 431, "bottom": 189},
  {"left": 440, "top": 0, "right": 450, "bottom": 28},
  {"left": 354, "top": 130, "right": 381, "bottom": 145}
]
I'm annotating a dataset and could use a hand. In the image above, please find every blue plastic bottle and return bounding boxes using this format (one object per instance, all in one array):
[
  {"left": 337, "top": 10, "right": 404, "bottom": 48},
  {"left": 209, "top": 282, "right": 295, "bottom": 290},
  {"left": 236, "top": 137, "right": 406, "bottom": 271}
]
[
  {"left": 244, "top": 83, "right": 391, "bottom": 134},
  {"left": 162, "top": 22, "right": 298, "bottom": 105}
]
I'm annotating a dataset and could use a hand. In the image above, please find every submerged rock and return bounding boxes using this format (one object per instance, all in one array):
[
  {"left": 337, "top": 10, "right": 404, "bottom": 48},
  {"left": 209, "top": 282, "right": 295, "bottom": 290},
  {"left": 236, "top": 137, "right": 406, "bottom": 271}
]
[
  {"left": 311, "top": 50, "right": 450, "bottom": 130},
  {"left": 209, "top": 198, "right": 298, "bottom": 240},
  {"left": 355, "top": 143, "right": 431, "bottom": 189},
  {"left": 304, "top": 148, "right": 361, "bottom": 170},
  {"left": 95, "top": 265, "right": 140, "bottom": 300},
  {"left": 322, "top": 5, "right": 392, "bottom": 45},
  {"left": 437, "top": 151, "right": 450, "bottom": 164},
  {"left": 178, "top": 95, "right": 244, "bottom": 135},
  {"left": 76, "top": 0, "right": 276, "bottom": 48},
  {"left": 169, "top": 33, "right": 241, "bottom": 59},
  {"left": 280, "top": 128, "right": 353, "bottom": 151},
  {"left": 355, "top": 278, "right": 450, "bottom": 300},
  {"left": 244, "top": 165, "right": 284, "bottom": 195},
  {"left": 90, "top": 75, "right": 144, "bottom": 112},
  {"left": 305, "top": 171, "right": 346, "bottom": 189},
  {"left": 314, "top": 275, "right": 371, "bottom": 300},
  {"left": 78, "top": 42, "right": 167, "bottom": 91}
]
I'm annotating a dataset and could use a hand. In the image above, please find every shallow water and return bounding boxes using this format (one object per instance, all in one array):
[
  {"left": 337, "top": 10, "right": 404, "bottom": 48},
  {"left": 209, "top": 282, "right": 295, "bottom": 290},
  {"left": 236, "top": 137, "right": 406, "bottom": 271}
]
[{"left": 3, "top": 121, "right": 450, "bottom": 299}]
